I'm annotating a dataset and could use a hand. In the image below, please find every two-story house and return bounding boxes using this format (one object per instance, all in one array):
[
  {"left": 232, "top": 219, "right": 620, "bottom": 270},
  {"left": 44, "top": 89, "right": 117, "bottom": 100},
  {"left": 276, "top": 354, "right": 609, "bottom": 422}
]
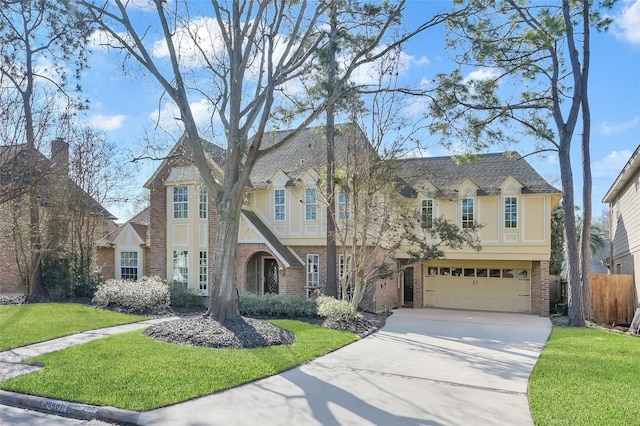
[
  {"left": 98, "top": 124, "right": 561, "bottom": 315},
  {"left": 603, "top": 144, "right": 640, "bottom": 310}
]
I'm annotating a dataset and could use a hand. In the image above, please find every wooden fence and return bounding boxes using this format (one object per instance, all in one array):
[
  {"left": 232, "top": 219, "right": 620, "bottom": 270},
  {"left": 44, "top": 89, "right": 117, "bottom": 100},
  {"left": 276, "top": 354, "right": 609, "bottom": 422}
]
[{"left": 590, "top": 274, "right": 635, "bottom": 325}]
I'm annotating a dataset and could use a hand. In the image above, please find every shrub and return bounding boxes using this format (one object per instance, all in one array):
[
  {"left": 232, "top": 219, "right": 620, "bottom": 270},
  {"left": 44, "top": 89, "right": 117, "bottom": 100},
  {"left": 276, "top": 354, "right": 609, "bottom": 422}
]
[
  {"left": 239, "top": 292, "right": 317, "bottom": 318},
  {"left": 316, "top": 295, "right": 359, "bottom": 321},
  {"left": 169, "top": 282, "right": 203, "bottom": 308},
  {"left": 93, "top": 276, "right": 170, "bottom": 313}
]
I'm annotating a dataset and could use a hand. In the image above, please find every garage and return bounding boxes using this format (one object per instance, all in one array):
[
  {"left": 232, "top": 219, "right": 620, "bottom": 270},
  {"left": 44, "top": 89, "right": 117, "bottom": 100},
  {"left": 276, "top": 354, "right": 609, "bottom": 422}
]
[{"left": 422, "top": 261, "right": 531, "bottom": 313}]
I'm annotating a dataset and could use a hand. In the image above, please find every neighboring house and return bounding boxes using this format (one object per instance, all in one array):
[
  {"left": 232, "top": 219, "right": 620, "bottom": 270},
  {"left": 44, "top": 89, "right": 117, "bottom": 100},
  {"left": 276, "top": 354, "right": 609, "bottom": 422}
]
[
  {"left": 0, "top": 139, "right": 117, "bottom": 294},
  {"left": 101, "top": 124, "right": 561, "bottom": 315},
  {"left": 96, "top": 207, "right": 150, "bottom": 282},
  {"left": 603, "top": 144, "right": 640, "bottom": 310}
]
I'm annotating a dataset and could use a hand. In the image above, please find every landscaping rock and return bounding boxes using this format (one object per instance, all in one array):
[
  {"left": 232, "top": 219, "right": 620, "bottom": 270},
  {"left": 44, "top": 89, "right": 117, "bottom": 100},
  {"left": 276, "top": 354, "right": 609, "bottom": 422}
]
[{"left": 143, "top": 316, "right": 295, "bottom": 349}]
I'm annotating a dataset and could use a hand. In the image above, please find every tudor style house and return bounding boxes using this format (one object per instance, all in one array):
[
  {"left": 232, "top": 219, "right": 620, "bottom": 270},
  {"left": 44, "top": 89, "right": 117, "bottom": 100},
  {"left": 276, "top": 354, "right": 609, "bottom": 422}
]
[
  {"left": 98, "top": 124, "right": 561, "bottom": 316},
  {"left": 603, "top": 144, "right": 640, "bottom": 310}
]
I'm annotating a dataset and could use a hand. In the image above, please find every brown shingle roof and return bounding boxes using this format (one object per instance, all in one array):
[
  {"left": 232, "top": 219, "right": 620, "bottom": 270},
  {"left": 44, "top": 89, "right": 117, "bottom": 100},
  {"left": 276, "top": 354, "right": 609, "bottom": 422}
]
[{"left": 395, "top": 152, "right": 560, "bottom": 197}]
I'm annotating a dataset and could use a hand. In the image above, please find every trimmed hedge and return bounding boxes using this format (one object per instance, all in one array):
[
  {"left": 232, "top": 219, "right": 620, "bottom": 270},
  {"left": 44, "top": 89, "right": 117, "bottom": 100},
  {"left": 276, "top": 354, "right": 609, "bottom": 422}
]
[{"left": 239, "top": 292, "right": 317, "bottom": 318}]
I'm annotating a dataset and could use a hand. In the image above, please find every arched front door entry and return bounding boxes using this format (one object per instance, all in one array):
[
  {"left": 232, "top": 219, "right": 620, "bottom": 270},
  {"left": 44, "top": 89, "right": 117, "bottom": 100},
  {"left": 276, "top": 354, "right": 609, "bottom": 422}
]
[{"left": 263, "top": 258, "right": 279, "bottom": 294}]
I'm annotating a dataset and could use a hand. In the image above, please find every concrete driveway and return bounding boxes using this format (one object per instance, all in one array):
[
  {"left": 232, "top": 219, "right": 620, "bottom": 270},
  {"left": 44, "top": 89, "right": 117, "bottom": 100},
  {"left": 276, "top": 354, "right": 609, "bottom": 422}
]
[{"left": 138, "top": 308, "right": 551, "bottom": 426}]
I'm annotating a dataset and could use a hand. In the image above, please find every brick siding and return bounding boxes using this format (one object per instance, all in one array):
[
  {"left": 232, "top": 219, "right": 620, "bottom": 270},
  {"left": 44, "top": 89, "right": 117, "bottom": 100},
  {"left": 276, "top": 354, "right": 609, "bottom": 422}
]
[{"left": 531, "top": 260, "right": 550, "bottom": 316}]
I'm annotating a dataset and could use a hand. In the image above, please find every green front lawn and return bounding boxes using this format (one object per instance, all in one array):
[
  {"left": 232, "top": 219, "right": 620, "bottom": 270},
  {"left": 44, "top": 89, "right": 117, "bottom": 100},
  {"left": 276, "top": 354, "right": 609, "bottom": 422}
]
[
  {"left": 0, "top": 303, "right": 147, "bottom": 351},
  {"left": 529, "top": 327, "right": 640, "bottom": 425},
  {"left": 0, "top": 320, "right": 356, "bottom": 411}
]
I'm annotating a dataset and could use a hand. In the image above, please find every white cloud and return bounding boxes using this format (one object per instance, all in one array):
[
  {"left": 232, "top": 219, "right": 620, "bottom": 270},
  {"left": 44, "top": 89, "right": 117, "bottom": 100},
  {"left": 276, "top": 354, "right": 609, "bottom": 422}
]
[
  {"left": 89, "top": 114, "right": 127, "bottom": 131},
  {"left": 464, "top": 68, "right": 500, "bottom": 83},
  {"left": 600, "top": 116, "right": 640, "bottom": 135},
  {"left": 592, "top": 150, "right": 633, "bottom": 178},
  {"left": 151, "top": 17, "right": 226, "bottom": 69},
  {"left": 613, "top": 0, "right": 640, "bottom": 44}
]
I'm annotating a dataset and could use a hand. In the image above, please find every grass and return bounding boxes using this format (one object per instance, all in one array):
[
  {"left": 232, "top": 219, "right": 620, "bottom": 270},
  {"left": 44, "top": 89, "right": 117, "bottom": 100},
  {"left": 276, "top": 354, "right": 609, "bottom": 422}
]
[
  {"left": 0, "top": 320, "right": 357, "bottom": 411},
  {"left": 0, "top": 303, "right": 147, "bottom": 351},
  {"left": 529, "top": 326, "right": 640, "bottom": 425}
]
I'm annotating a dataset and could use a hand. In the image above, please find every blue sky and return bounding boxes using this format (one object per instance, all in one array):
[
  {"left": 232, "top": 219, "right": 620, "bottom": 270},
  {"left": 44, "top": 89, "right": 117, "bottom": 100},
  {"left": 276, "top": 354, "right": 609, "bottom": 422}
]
[{"left": 81, "top": 1, "right": 640, "bottom": 222}]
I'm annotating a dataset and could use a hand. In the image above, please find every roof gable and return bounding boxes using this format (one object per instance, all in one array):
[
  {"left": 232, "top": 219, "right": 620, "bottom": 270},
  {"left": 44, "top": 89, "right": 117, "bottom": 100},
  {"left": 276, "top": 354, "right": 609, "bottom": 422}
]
[{"left": 395, "top": 152, "right": 560, "bottom": 198}]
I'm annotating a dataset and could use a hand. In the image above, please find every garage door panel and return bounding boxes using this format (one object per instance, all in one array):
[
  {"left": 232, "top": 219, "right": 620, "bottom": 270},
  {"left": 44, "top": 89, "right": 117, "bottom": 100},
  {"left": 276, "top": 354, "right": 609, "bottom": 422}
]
[{"left": 423, "top": 264, "right": 531, "bottom": 313}]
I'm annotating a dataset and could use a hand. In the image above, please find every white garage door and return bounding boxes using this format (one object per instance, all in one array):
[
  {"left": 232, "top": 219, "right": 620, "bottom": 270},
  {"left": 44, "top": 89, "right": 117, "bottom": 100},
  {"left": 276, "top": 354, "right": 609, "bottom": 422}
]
[{"left": 423, "top": 262, "right": 531, "bottom": 313}]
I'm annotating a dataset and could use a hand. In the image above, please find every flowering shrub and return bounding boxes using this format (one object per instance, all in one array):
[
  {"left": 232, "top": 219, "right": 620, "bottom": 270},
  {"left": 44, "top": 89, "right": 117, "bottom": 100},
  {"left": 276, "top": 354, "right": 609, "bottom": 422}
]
[
  {"left": 92, "top": 276, "right": 170, "bottom": 313},
  {"left": 316, "top": 295, "right": 359, "bottom": 320}
]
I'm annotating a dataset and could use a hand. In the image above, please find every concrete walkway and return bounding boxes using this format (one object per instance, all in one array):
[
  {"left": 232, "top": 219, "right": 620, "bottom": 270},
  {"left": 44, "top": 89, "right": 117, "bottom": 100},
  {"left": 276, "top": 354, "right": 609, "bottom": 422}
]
[{"left": 0, "top": 309, "right": 552, "bottom": 425}]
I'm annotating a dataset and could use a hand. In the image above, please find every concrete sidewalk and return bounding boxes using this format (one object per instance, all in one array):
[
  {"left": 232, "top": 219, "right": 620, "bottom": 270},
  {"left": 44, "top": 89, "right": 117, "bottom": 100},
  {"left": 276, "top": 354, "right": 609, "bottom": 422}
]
[{"left": 1, "top": 309, "right": 552, "bottom": 425}]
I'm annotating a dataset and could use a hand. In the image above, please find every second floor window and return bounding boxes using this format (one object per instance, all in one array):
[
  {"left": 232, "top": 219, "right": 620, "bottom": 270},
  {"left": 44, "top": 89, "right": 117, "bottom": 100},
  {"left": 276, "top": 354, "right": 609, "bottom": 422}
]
[
  {"left": 274, "top": 189, "right": 285, "bottom": 221},
  {"left": 504, "top": 196, "right": 517, "bottom": 228},
  {"left": 421, "top": 199, "right": 434, "bottom": 228},
  {"left": 338, "top": 189, "right": 350, "bottom": 220},
  {"left": 199, "top": 186, "right": 208, "bottom": 219},
  {"left": 173, "top": 186, "right": 188, "bottom": 219},
  {"left": 462, "top": 197, "right": 474, "bottom": 229},
  {"left": 305, "top": 188, "right": 317, "bottom": 220}
]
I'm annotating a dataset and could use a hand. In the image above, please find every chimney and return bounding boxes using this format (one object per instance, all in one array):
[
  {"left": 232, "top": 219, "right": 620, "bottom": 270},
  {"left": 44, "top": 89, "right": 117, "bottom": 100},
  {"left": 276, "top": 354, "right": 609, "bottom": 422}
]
[{"left": 51, "top": 138, "right": 69, "bottom": 177}]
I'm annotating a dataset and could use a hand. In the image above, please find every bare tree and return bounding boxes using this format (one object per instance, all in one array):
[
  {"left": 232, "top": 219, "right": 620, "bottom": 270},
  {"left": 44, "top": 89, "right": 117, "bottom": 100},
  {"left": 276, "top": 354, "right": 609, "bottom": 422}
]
[
  {"left": 0, "top": 0, "right": 92, "bottom": 300},
  {"left": 80, "top": 0, "right": 452, "bottom": 321}
]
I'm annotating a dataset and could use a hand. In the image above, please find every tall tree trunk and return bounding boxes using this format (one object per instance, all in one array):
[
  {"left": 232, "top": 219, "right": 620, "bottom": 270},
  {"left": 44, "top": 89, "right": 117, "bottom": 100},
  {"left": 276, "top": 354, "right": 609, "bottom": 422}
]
[
  {"left": 325, "top": 0, "right": 338, "bottom": 297},
  {"left": 560, "top": 144, "right": 583, "bottom": 326},
  {"left": 206, "top": 197, "right": 242, "bottom": 321},
  {"left": 579, "top": 0, "right": 593, "bottom": 322}
]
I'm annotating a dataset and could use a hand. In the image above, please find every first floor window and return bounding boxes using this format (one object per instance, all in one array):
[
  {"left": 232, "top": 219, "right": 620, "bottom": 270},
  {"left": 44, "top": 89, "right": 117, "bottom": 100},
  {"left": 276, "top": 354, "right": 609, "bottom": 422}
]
[
  {"left": 274, "top": 188, "right": 285, "bottom": 221},
  {"left": 462, "top": 197, "right": 474, "bottom": 229},
  {"left": 338, "top": 254, "right": 353, "bottom": 300},
  {"left": 173, "top": 250, "right": 188, "bottom": 286},
  {"left": 421, "top": 199, "right": 434, "bottom": 228},
  {"left": 120, "top": 251, "right": 138, "bottom": 280},
  {"left": 504, "top": 196, "right": 517, "bottom": 228},
  {"left": 173, "top": 186, "right": 188, "bottom": 219},
  {"left": 199, "top": 251, "right": 208, "bottom": 291},
  {"left": 306, "top": 254, "right": 320, "bottom": 298},
  {"left": 305, "top": 187, "right": 317, "bottom": 220}
]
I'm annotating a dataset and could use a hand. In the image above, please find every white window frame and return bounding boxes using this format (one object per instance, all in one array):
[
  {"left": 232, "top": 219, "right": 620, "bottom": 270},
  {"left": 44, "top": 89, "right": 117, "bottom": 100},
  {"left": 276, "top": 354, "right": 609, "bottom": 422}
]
[
  {"left": 173, "top": 186, "right": 188, "bottom": 219},
  {"left": 119, "top": 250, "right": 139, "bottom": 281},
  {"left": 504, "top": 196, "right": 518, "bottom": 229},
  {"left": 338, "top": 254, "right": 353, "bottom": 300},
  {"left": 306, "top": 254, "right": 320, "bottom": 298},
  {"left": 421, "top": 198, "right": 434, "bottom": 228},
  {"left": 172, "top": 250, "right": 189, "bottom": 286},
  {"left": 199, "top": 186, "right": 208, "bottom": 219},
  {"left": 199, "top": 250, "right": 208, "bottom": 291},
  {"left": 305, "top": 187, "right": 317, "bottom": 221},
  {"left": 274, "top": 188, "right": 285, "bottom": 221},
  {"left": 461, "top": 197, "right": 474, "bottom": 229},
  {"left": 337, "top": 189, "right": 350, "bottom": 220}
]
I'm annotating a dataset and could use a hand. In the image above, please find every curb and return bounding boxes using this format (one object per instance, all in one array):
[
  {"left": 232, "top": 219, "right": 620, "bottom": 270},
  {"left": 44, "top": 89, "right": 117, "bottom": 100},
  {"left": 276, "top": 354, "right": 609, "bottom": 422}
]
[{"left": 0, "top": 389, "right": 142, "bottom": 425}]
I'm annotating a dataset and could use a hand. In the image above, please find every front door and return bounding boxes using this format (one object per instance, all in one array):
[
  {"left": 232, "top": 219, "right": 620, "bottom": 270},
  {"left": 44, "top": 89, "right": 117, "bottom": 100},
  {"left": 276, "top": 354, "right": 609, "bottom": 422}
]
[
  {"left": 403, "top": 267, "right": 414, "bottom": 305},
  {"left": 263, "top": 258, "right": 279, "bottom": 294}
]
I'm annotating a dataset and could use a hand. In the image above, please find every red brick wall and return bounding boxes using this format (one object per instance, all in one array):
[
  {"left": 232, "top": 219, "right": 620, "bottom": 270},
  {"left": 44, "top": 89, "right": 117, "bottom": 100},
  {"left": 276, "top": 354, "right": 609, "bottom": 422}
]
[
  {"left": 531, "top": 260, "right": 550, "bottom": 316},
  {"left": 148, "top": 164, "right": 170, "bottom": 278},
  {"left": 95, "top": 248, "right": 115, "bottom": 281},
  {"left": 0, "top": 243, "right": 22, "bottom": 293}
]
